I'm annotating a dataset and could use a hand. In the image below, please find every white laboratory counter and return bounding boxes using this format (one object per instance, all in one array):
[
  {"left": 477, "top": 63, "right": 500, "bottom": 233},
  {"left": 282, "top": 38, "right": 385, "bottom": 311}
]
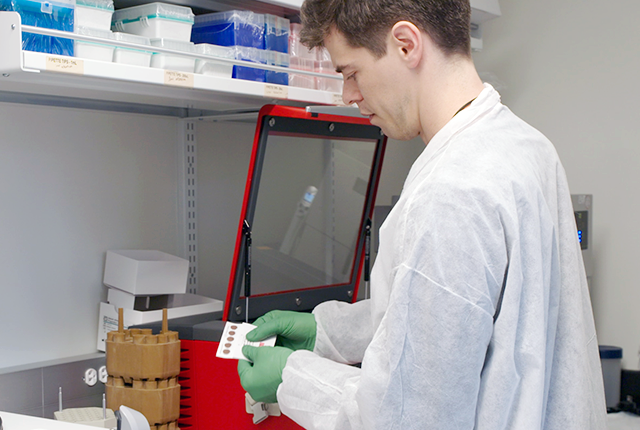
[
  {"left": 3, "top": 410, "right": 639, "bottom": 429},
  {"left": 0, "top": 412, "right": 100, "bottom": 430}
]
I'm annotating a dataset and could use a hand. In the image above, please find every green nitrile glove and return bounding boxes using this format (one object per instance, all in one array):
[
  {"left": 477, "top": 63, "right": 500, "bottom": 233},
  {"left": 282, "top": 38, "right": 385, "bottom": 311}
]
[
  {"left": 237, "top": 345, "right": 293, "bottom": 404},
  {"left": 246, "top": 310, "right": 317, "bottom": 352}
]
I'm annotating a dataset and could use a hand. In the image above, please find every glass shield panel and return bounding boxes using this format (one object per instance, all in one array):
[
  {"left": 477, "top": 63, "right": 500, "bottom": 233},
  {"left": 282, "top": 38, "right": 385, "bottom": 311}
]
[{"left": 246, "top": 132, "right": 378, "bottom": 296}]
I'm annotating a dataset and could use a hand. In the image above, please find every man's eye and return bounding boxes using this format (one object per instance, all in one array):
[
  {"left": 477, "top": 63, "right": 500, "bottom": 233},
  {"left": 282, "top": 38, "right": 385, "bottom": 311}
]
[{"left": 347, "top": 72, "right": 357, "bottom": 81}]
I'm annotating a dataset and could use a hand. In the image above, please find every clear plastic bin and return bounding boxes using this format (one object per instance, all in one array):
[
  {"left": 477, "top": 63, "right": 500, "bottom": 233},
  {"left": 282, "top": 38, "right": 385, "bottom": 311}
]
[
  {"left": 0, "top": 0, "right": 75, "bottom": 56},
  {"left": 289, "top": 22, "right": 316, "bottom": 59},
  {"left": 112, "top": 2, "right": 194, "bottom": 42},
  {"left": 230, "top": 45, "right": 267, "bottom": 82},
  {"left": 149, "top": 38, "right": 196, "bottom": 72},
  {"left": 74, "top": 26, "right": 114, "bottom": 61},
  {"left": 265, "top": 14, "right": 289, "bottom": 53},
  {"left": 289, "top": 55, "right": 315, "bottom": 89},
  {"left": 192, "top": 10, "right": 264, "bottom": 49},
  {"left": 194, "top": 43, "right": 234, "bottom": 77},
  {"left": 315, "top": 48, "right": 342, "bottom": 93},
  {"left": 75, "top": 0, "right": 113, "bottom": 31},
  {"left": 266, "top": 50, "right": 289, "bottom": 86},
  {"left": 113, "top": 32, "right": 152, "bottom": 67}
]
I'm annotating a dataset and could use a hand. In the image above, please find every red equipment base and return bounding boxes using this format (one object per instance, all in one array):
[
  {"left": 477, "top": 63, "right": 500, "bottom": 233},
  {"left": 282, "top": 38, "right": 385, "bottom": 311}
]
[{"left": 179, "top": 339, "right": 303, "bottom": 430}]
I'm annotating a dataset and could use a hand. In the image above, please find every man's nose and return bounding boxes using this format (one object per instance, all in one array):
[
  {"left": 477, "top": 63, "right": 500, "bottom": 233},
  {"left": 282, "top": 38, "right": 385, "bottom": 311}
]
[{"left": 342, "top": 80, "right": 363, "bottom": 106}]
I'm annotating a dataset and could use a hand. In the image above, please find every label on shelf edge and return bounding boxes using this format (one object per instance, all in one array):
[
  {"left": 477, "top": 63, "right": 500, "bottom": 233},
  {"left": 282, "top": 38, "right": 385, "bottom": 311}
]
[
  {"left": 45, "top": 56, "right": 84, "bottom": 75},
  {"left": 264, "top": 84, "right": 288, "bottom": 99},
  {"left": 332, "top": 93, "right": 345, "bottom": 106},
  {"left": 164, "top": 70, "right": 194, "bottom": 88}
]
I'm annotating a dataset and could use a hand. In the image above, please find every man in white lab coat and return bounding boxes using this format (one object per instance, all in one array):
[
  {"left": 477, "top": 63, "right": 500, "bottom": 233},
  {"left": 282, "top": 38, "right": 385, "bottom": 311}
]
[{"left": 237, "top": 0, "right": 608, "bottom": 428}]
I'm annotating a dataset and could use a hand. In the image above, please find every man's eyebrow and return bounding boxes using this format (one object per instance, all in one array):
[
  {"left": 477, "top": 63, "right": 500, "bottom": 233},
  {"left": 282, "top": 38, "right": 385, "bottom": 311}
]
[{"left": 335, "top": 64, "right": 346, "bottom": 74}]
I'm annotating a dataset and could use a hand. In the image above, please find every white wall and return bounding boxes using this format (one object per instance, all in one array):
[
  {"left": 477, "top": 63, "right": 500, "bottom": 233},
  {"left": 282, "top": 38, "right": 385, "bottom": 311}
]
[
  {"left": 0, "top": 103, "right": 181, "bottom": 369},
  {"left": 473, "top": 1, "right": 640, "bottom": 369}
]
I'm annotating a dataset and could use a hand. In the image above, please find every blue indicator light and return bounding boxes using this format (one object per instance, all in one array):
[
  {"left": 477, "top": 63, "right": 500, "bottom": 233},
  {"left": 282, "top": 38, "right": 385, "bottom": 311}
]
[{"left": 577, "top": 230, "right": 583, "bottom": 243}]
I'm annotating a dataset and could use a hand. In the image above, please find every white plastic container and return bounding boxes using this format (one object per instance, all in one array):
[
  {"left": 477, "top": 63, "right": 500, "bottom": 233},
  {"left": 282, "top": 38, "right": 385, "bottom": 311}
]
[
  {"left": 112, "top": 32, "right": 152, "bottom": 67},
  {"left": 74, "top": 27, "right": 115, "bottom": 61},
  {"left": 149, "top": 38, "right": 196, "bottom": 72},
  {"left": 103, "top": 249, "right": 189, "bottom": 295},
  {"left": 194, "top": 43, "right": 234, "bottom": 77},
  {"left": 111, "top": 2, "right": 195, "bottom": 42},
  {"left": 75, "top": 0, "right": 114, "bottom": 31}
]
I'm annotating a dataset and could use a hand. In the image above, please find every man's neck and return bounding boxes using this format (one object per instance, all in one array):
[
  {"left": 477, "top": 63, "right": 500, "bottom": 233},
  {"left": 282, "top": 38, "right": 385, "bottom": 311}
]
[{"left": 418, "top": 56, "right": 485, "bottom": 144}]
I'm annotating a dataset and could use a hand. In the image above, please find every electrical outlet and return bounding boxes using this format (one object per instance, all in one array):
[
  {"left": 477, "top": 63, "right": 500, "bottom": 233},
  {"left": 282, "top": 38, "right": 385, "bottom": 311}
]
[
  {"left": 83, "top": 368, "right": 97, "bottom": 386},
  {"left": 98, "top": 365, "right": 108, "bottom": 384}
]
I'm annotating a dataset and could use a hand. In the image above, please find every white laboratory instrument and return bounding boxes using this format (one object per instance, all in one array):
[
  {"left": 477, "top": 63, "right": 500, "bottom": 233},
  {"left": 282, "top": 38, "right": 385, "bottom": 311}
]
[
  {"left": 115, "top": 406, "right": 150, "bottom": 430},
  {"left": 280, "top": 186, "right": 318, "bottom": 255}
]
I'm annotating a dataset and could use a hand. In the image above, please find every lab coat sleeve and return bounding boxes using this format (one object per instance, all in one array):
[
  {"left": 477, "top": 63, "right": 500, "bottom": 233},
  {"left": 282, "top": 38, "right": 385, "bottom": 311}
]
[
  {"left": 278, "top": 180, "right": 507, "bottom": 430},
  {"left": 312, "top": 299, "right": 374, "bottom": 364}
]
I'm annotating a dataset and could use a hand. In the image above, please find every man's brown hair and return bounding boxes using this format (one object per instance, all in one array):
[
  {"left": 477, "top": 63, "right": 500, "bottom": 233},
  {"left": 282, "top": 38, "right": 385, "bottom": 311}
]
[{"left": 300, "top": 0, "right": 472, "bottom": 58}]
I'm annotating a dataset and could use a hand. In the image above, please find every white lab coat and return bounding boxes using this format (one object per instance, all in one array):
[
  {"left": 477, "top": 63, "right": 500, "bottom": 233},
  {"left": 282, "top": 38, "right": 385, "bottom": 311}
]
[{"left": 277, "top": 84, "right": 607, "bottom": 430}]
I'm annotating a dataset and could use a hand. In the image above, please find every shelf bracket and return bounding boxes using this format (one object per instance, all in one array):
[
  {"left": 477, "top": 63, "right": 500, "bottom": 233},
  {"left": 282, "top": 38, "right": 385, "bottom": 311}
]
[{"left": 0, "top": 12, "right": 37, "bottom": 76}]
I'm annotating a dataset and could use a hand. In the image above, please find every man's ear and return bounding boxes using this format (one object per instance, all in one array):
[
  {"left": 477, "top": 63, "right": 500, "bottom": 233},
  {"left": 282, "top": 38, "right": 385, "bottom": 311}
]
[{"left": 390, "top": 21, "right": 423, "bottom": 69}]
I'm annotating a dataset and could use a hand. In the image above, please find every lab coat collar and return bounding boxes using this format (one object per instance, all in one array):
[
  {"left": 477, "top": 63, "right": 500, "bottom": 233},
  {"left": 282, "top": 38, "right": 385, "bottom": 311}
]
[{"left": 403, "top": 83, "right": 502, "bottom": 190}]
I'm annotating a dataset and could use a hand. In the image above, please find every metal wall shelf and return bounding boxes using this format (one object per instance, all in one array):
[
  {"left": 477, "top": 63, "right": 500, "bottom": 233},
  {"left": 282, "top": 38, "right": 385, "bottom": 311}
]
[{"left": 0, "top": 12, "right": 343, "bottom": 117}]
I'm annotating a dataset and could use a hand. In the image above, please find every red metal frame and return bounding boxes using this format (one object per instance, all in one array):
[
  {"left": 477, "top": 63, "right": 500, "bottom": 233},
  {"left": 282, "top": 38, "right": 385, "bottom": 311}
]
[{"left": 223, "top": 105, "right": 385, "bottom": 321}]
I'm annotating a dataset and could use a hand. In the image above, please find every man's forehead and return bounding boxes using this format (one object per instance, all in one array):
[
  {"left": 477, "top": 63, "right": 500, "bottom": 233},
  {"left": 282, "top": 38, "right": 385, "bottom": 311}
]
[{"left": 324, "top": 29, "right": 358, "bottom": 73}]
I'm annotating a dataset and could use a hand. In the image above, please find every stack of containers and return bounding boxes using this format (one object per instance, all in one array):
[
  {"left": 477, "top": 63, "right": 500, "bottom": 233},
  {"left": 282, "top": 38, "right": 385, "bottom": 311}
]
[
  {"left": 191, "top": 10, "right": 290, "bottom": 84},
  {"left": 288, "top": 23, "right": 316, "bottom": 89},
  {"left": 73, "top": 0, "right": 115, "bottom": 62},
  {"left": 0, "top": 0, "right": 75, "bottom": 55},
  {"left": 72, "top": 0, "right": 153, "bottom": 67},
  {"left": 315, "top": 47, "right": 342, "bottom": 93},
  {"left": 111, "top": 2, "right": 195, "bottom": 72},
  {"left": 289, "top": 23, "right": 343, "bottom": 93},
  {"left": 264, "top": 14, "right": 290, "bottom": 85}
]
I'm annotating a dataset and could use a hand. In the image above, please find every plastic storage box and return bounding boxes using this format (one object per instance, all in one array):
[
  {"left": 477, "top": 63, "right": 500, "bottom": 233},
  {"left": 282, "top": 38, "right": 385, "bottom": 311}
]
[
  {"left": 0, "top": 0, "right": 75, "bottom": 56},
  {"left": 113, "top": 32, "right": 152, "bottom": 67},
  {"left": 75, "top": 0, "right": 113, "bottom": 30},
  {"left": 149, "top": 38, "right": 196, "bottom": 72},
  {"left": 264, "top": 14, "right": 288, "bottom": 53},
  {"left": 111, "top": 2, "right": 194, "bottom": 42},
  {"left": 315, "top": 47, "right": 342, "bottom": 93},
  {"left": 289, "top": 22, "right": 316, "bottom": 59},
  {"left": 191, "top": 10, "right": 264, "bottom": 49},
  {"left": 103, "top": 250, "right": 189, "bottom": 296},
  {"left": 194, "top": 43, "right": 234, "bottom": 77},
  {"left": 230, "top": 45, "right": 267, "bottom": 82},
  {"left": 266, "top": 50, "right": 289, "bottom": 86},
  {"left": 289, "top": 55, "right": 315, "bottom": 89},
  {"left": 74, "top": 26, "right": 114, "bottom": 61}
]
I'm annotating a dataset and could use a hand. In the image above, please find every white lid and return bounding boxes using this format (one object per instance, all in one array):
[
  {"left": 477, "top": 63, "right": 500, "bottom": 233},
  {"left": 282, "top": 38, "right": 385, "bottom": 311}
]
[
  {"left": 113, "top": 32, "right": 150, "bottom": 45},
  {"left": 195, "top": 43, "right": 234, "bottom": 58},
  {"left": 113, "top": 2, "right": 195, "bottom": 24},
  {"left": 75, "top": 27, "right": 115, "bottom": 39},
  {"left": 76, "top": 0, "right": 114, "bottom": 11},
  {"left": 150, "top": 38, "right": 195, "bottom": 52}
]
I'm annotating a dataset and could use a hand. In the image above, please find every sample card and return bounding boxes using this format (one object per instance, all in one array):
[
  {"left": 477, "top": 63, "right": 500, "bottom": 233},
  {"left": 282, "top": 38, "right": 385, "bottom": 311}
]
[{"left": 216, "top": 321, "right": 276, "bottom": 361}]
